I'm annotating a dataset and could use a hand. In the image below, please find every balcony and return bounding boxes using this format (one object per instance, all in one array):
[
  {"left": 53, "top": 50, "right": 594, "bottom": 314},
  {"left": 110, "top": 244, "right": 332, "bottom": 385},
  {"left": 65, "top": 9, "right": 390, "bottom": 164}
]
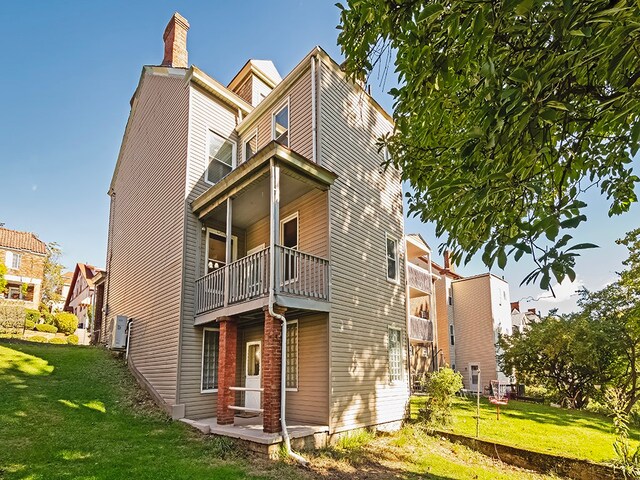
[
  {"left": 195, "top": 245, "right": 329, "bottom": 316},
  {"left": 408, "top": 315, "right": 434, "bottom": 342},
  {"left": 407, "top": 263, "right": 432, "bottom": 295}
]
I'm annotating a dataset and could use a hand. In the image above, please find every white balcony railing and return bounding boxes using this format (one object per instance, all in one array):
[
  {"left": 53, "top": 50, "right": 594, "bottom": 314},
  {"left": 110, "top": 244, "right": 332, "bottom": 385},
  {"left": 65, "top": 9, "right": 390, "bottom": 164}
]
[
  {"left": 407, "top": 263, "right": 432, "bottom": 294},
  {"left": 409, "top": 315, "right": 433, "bottom": 342},
  {"left": 195, "top": 245, "right": 329, "bottom": 315}
]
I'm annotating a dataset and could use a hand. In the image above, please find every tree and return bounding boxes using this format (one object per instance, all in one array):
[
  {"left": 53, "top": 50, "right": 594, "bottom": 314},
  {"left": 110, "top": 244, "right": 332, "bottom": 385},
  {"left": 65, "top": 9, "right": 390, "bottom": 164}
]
[
  {"left": 41, "top": 242, "right": 65, "bottom": 308},
  {"left": 499, "top": 314, "right": 612, "bottom": 408},
  {"left": 0, "top": 263, "right": 6, "bottom": 297},
  {"left": 337, "top": 0, "right": 640, "bottom": 290}
]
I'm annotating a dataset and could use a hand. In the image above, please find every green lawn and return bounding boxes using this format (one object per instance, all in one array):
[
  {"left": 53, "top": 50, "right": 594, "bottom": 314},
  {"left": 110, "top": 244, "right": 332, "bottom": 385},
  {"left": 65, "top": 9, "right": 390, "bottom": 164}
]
[
  {"left": 0, "top": 340, "right": 559, "bottom": 479},
  {"left": 412, "top": 395, "right": 640, "bottom": 463}
]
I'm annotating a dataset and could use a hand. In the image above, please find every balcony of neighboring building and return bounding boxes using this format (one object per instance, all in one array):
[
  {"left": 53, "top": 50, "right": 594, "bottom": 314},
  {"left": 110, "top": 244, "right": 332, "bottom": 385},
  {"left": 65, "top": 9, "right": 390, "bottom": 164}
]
[
  {"left": 405, "top": 234, "right": 434, "bottom": 297},
  {"left": 191, "top": 142, "right": 337, "bottom": 324}
]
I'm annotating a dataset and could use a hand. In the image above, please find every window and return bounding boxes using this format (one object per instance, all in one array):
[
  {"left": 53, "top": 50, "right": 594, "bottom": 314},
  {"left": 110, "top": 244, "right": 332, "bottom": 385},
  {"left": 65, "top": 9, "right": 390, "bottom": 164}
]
[
  {"left": 280, "top": 213, "right": 299, "bottom": 283},
  {"left": 448, "top": 286, "right": 453, "bottom": 305},
  {"left": 449, "top": 325, "right": 455, "bottom": 346},
  {"left": 206, "top": 130, "right": 235, "bottom": 184},
  {"left": 7, "top": 286, "right": 21, "bottom": 300},
  {"left": 273, "top": 102, "right": 289, "bottom": 147},
  {"left": 470, "top": 364, "right": 480, "bottom": 388},
  {"left": 243, "top": 130, "right": 257, "bottom": 163},
  {"left": 388, "top": 327, "right": 403, "bottom": 382},
  {"left": 385, "top": 234, "right": 399, "bottom": 282},
  {"left": 205, "top": 228, "right": 237, "bottom": 274},
  {"left": 5, "top": 251, "right": 21, "bottom": 270},
  {"left": 201, "top": 329, "right": 220, "bottom": 392},
  {"left": 286, "top": 320, "right": 298, "bottom": 389}
]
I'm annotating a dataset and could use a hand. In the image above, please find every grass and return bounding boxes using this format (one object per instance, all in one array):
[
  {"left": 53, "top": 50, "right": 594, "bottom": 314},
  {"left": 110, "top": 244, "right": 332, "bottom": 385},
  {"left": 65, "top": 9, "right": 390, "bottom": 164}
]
[
  {"left": 411, "top": 395, "right": 640, "bottom": 463},
  {"left": 0, "top": 340, "right": 562, "bottom": 479}
]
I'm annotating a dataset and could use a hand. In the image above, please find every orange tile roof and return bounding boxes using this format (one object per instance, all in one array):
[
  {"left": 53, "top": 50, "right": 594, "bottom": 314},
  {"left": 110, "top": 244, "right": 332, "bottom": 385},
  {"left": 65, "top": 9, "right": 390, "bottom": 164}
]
[{"left": 0, "top": 227, "right": 47, "bottom": 255}]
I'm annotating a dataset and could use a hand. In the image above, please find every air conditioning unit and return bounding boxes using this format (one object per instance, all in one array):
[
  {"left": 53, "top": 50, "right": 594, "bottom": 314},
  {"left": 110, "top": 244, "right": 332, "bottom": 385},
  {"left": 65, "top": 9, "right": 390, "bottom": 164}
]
[{"left": 111, "top": 315, "right": 128, "bottom": 349}]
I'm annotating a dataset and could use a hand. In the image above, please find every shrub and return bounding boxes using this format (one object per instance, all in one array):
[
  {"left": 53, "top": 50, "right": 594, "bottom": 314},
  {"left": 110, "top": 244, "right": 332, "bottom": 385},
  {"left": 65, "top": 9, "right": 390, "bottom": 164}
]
[
  {"left": 54, "top": 312, "right": 78, "bottom": 335},
  {"left": 0, "top": 304, "right": 26, "bottom": 334},
  {"left": 48, "top": 337, "right": 67, "bottom": 344},
  {"left": 43, "top": 312, "right": 55, "bottom": 325},
  {"left": 28, "top": 336, "right": 48, "bottom": 343},
  {"left": 419, "top": 367, "right": 464, "bottom": 427},
  {"left": 35, "top": 323, "right": 58, "bottom": 333},
  {"left": 25, "top": 320, "right": 35, "bottom": 330},
  {"left": 25, "top": 308, "right": 40, "bottom": 323},
  {"left": 67, "top": 334, "right": 79, "bottom": 345}
]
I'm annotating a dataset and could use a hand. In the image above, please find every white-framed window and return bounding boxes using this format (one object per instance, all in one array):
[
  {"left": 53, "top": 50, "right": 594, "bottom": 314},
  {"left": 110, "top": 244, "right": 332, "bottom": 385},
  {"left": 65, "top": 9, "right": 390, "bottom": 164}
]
[
  {"left": 205, "top": 228, "right": 238, "bottom": 275},
  {"left": 388, "top": 327, "right": 403, "bottom": 383},
  {"left": 385, "top": 234, "right": 399, "bottom": 282},
  {"left": 206, "top": 130, "right": 236, "bottom": 185},
  {"left": 5, "top": 251, "right": 21, "bottom": 270},
  {"left": 448, "top": 286, "right": 453, "bottom": 305},
  {"left": 280, "top": 212, "right": 299, "bottom": 283},
  {"left": 201, "top": 328, "right": 220, "bottom": 393},
  {"left": 7, "top": 286, "right": 21, "bottom": 300},
  {"left": 243, "top": 129, "right": 258, "bottom": 163},
  {"left": 272, "top": 99, "right": 289, "bottom": 147},
  {"left": 470, "top": 363, "right": 480, "bottom": 390},
  {"left": 286, "top": 320, "right": 298, "bottom": 390},
  {"left": 449, "top": 325, "right": 455, "bottom": 346}
]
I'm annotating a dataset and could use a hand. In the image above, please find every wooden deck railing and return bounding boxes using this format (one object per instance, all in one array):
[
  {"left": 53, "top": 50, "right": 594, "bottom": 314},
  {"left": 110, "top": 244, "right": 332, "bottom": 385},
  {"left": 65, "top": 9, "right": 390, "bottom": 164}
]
[
  {"left": 407, "top": 263, "right": 432, "bottom": 294},
  {"left": 195, "top": 245, "right": 329, "bottom": 316}
]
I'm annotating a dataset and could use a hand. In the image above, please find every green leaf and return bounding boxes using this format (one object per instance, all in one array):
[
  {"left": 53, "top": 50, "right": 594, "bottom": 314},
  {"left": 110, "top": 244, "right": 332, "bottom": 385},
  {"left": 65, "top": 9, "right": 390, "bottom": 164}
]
[
  {"left": 566, "top": 243, "right": 599, "bottom": 252},
  {"left": 508, "top": 67, "right": 529, "bottom": 83}
]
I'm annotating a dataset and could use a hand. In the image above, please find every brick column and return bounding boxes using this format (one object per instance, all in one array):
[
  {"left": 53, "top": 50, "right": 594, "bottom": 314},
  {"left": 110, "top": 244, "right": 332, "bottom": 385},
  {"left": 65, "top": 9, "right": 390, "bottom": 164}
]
[
  {"left": 216, "top": 316, "right": 237, "bottom": 425},
  {"left": 262, "top": 306, "right": 286, "bottom": 433}
]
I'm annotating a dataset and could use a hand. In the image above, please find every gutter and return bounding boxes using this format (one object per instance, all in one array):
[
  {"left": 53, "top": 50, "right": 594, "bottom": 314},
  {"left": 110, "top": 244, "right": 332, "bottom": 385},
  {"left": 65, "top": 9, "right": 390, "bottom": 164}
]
[{"left": 268, "top": 158, "right": 308, "bottom": 466}]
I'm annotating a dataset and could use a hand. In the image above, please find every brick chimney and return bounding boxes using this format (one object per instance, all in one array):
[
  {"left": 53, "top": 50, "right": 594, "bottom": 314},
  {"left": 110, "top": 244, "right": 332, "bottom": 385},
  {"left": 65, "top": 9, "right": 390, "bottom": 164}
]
[
  {"left": 443, "top": 250, "right": 456, "bottom": 272},
  {"left": 162, "top": 13, "right": 189, "bottom": 68},
  {"left": 510, "top": 301, "right": 520, "bottom": 312}
]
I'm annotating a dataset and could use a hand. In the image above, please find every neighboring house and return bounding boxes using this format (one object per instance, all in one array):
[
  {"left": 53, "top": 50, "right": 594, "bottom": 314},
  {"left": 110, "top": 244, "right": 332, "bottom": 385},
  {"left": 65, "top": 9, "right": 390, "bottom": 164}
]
[
  {"left": 50, "top": 271, "right": 73, "bottom": 312},
  {"left": 405, "top": 234, "right": 438, "bottom": 385},
  {"left": 64, "top": 263, "right": 105, "bottom": 331},
  {"left": 432, "top": 254, "right": 513, "bottom": 392},
  {"left": 511, "top": 301, "right": 541, "bottom": 333},
  {"left": 102, "top": 13, "right": 422, "bottom": 448},
  {"left": 0, "top": 227, "right": 47, "bottom": 309}
]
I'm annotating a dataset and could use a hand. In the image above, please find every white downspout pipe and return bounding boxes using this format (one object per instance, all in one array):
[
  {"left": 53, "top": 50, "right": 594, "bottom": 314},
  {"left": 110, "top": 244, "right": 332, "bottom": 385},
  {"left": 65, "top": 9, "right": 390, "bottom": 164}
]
[
  {"left": 125, "top": 319, "right": 133, "bottom": 360},
  {"left": 310, "top": 55, "right": 317, "bottom": 163},
  {"left": 269, "top": 159, "right": 308, "bottom": 466}
]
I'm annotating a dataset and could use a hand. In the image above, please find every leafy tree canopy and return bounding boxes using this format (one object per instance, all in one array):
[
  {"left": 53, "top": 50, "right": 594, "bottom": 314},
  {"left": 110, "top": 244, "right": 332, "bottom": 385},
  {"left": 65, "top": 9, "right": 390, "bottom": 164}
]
[
  {"left": 337, "top": 0, "right": 640, "bottom": 289},
  {"left": 42, "top": 242, "right": 65, "bottom": 308}
]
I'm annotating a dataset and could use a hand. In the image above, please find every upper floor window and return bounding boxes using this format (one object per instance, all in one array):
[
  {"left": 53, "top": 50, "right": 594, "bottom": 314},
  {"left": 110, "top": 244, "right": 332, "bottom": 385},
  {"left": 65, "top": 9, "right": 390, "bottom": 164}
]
[
  {"left": 207, "top": 130, "right": 236, "bottom": 184},
  {"left": 243, "top": 130, "right": 257, "bottom": 163},
  {"left": 273, "top": 102, "right": 289, "bottom": 147},
  {"left": 386, "top": 234, "right": 398, "bottom": 282},
  {"left": 5, "top": 251, "right": 21, "bottom": 270}
]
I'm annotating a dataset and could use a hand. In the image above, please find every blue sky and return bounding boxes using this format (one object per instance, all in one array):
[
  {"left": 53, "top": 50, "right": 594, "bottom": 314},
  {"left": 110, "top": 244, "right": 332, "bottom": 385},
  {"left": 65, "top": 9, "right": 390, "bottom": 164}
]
[{"left": 1, "top": 1, "right": 637, "bottom": 315}]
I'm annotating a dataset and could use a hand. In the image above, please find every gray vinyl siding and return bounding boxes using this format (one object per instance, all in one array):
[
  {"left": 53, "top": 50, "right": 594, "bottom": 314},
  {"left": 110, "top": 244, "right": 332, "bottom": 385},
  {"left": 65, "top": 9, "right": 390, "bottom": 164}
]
[
  {"left": 106, "top": 70, "right": 189, "bottom": 404},
  {"left": 178, "top": 83, "right": 241, "bottom": 419},
  {"left": 319, "top": 61, "right": 409, "bottom": 433}
]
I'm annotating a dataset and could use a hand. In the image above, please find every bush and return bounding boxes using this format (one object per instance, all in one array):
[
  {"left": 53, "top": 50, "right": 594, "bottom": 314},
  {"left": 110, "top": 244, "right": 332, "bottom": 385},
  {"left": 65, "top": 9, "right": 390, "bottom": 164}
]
[
  {"left": 54, "top": 312, "right": 78, "bottom": 335},
  {"left": 42, "top": 312, "right": 55, "bottom": 325},
  {"left": 28, "top": 336, "right": 48, "bottom": 343},
  {"left": 48, "top": 337, "right": 67, "bottom": 344},
  {"left": 25, "top": 308, "right": 40, "bottom": 323},
  {"left": 0, "top": 304, "right": 26, "bottom": 334},
  {"left": 419, "top": 367, "right": 464, "bottom": 427},
  {"left": 35, "top": 323, "right": 57, "bottom": 333},
  {"left": 25, "top": 320, "right": 35, "bottom": 330},
  {"left": 67, "top": 334, "right": 79, "bottom": 345}
]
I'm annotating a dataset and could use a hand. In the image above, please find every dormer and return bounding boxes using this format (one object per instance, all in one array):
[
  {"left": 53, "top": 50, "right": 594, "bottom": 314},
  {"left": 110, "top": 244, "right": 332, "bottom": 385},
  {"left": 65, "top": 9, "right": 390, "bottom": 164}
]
[{"left": 228, "top": 59, "right": 282, "bottom": 107}]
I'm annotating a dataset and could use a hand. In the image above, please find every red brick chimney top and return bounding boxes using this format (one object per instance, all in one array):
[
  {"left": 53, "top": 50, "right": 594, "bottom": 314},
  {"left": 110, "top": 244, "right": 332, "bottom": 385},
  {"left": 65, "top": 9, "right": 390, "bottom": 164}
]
[
  {"left": 511, "top": 301, "right": 520, "bottom": 312},
  {"left": 162, "top": 13, "right": 190, "bottom": 68}
]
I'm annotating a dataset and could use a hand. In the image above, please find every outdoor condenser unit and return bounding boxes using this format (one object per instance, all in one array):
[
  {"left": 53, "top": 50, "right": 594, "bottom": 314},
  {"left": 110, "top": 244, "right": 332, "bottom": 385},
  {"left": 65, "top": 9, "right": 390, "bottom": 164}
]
[{"left": 112, "top": 315, "right": 128, "bottom": 349}]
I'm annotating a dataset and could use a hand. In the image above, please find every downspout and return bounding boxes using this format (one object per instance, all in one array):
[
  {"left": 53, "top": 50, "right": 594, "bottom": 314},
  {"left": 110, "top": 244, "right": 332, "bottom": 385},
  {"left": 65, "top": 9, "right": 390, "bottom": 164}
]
[
  {"left": 268, "top": 159, "right": 308, "bottom": 466},
  {"left": 125, "top": 318, "right": 133, "bottom": 360}
]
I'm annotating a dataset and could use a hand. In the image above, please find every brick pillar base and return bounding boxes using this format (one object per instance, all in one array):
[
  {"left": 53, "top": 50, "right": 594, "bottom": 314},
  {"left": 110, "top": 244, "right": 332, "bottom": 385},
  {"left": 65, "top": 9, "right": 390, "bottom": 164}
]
[
  {"left": 262, "top": 306, "right": 286, "bottom": 433},
  {"left": 216, "top": 316, "right": 237, "bottom": 425}
]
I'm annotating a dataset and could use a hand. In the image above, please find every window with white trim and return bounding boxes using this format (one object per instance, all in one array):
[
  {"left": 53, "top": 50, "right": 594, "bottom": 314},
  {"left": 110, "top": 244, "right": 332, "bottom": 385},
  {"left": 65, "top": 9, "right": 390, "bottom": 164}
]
[
  {"left": 243, "top": 131, "right": 257, "bottom": 163},
  {"left": 388, "top": 327, "right": 403, "bottom": 382},
  {"left": 201, "top": 329, "right": 220, "bottom": 392},
  {"left": 286, "top": 320, "right": 298, "bottom": 389},
  {"left": 206, "top": 130, "right": 236, "bottom": 184},
  {"left": 5, "top": 251, "right": 21, "bottom": 270},
  {"left": 385, "top": 234, "right": 399, "bottom": 282},
  {"left": 273, "top": 103, "right": 289, "bottom": 147},
  {"left": 449, "top": 325, "right": 455, "bottom": 346}
]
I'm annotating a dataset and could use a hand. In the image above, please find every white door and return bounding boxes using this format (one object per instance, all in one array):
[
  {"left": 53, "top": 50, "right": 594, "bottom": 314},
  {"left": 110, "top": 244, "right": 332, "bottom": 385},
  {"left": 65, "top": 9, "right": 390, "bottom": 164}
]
[
  {"left": 469, "top": 363, "right": 480, "bottom": 392},
  {"left": 245, "top": 341, "right": 261, "bottom": 410}
]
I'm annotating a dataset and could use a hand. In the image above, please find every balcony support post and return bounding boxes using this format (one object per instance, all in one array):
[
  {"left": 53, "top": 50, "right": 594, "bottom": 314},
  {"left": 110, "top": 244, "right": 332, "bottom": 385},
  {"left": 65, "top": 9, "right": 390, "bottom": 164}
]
[
  {"left": 224, "top": 198, "right": 232, "bottom": 307},
  {"left": 270, "top": 160, "right": 281, "bottom": 292}
]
